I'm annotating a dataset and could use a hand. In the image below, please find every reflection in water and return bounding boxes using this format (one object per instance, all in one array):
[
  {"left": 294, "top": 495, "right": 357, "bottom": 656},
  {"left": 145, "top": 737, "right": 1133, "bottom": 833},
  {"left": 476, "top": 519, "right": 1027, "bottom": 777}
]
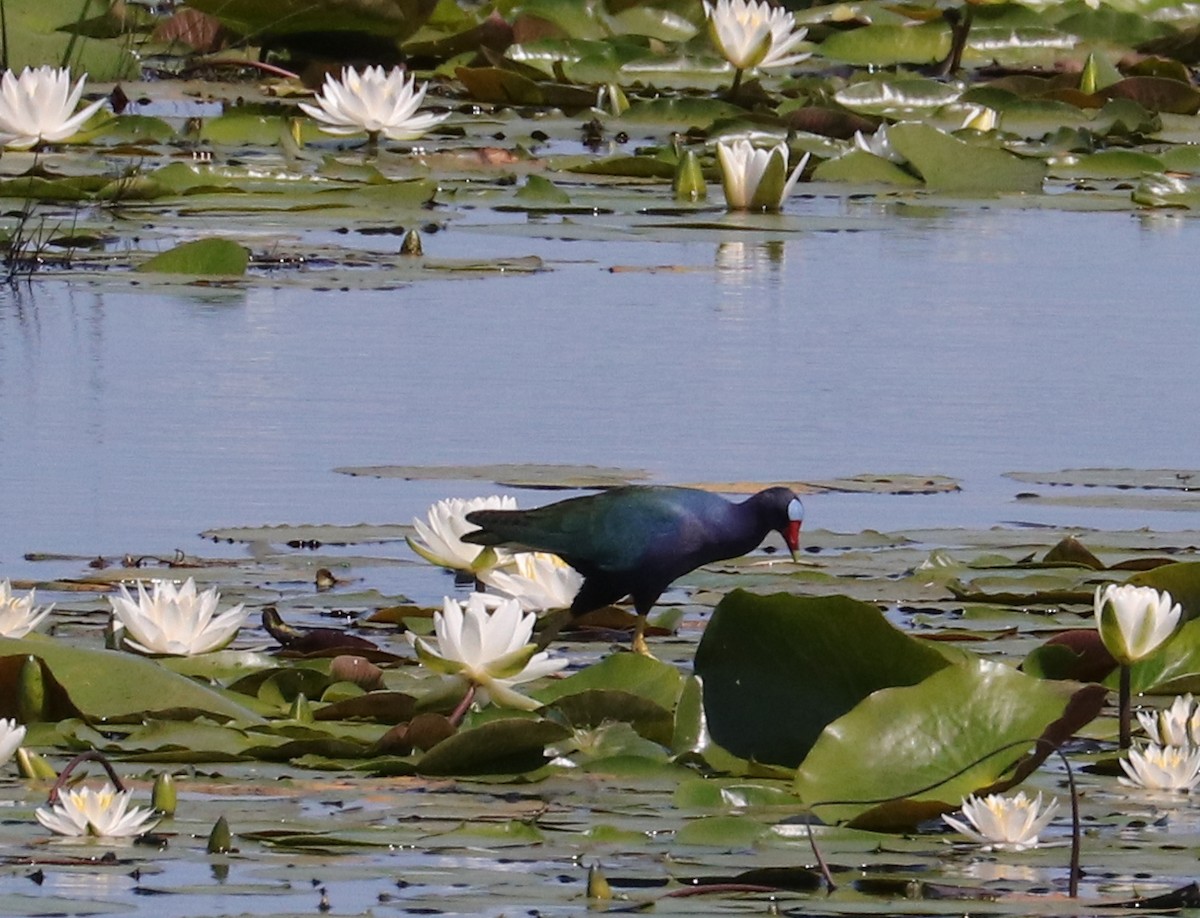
[
  {"left": 714, "top": 240, "right": 786, "bottom": 312},
  {"left": 3, "top": 207, "right": 1200, "bottom": 584}
]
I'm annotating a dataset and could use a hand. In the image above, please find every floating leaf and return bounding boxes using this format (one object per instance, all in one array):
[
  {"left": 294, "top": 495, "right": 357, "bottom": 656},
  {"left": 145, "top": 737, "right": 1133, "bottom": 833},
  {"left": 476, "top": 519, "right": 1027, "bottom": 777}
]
[
  {"left": 416, "top": 717, "right": 569, "bottom": 775},
  {"left": 537, "top": 652, "right": 682, "bottom": 712},
  {"left": 187, "top": 0, "right": 437, "bottom": 42},
  {"left": 821, "top": 23, "right": 950, "bottom": 67},
  {"left": 812, "top": 150, "right": 923, "bottom": 187},
  {"left": 1128, "top": 562, "right": 1200, "bottom": 622},
  {"left": 1005, "top": 468, "right": 1200, "bottom": 490},
  {"left": 333, "top": 462, "right": 649, "bottom": 488},
  {"left": 695, "top": 591, "right": 952, "bottom": 767},
  {"left": 137, "top": 238, "right": 250, "bottom": 276},
  {"left": 0, "top": 639, "right": 264, "bottom": 723},
  {"left": 887, "top": 122, "right": 1046, "bottom": 194},
  {"left": 795, "top": 658, "right": 1105, "bottom": 830}
]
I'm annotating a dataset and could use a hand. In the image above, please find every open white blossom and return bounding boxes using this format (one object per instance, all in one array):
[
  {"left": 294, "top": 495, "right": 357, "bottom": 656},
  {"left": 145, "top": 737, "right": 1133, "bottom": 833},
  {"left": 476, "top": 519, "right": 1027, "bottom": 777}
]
[
  {"left": 407, "top": 495, "right": 516, "bottom": 575},
  {"left": 704, "top": 0, "right": 810, "bottom": 71},
  {"left": 0, "top": 718, "right": 25, "bottom": 767},
  {"left": 1139, "top": 694, "right": 1200, "bottom": 748},
  {"left": 407, "top": 593, "right": 566, "bottom": 710},
  {"left": 1096, "top": 584, "right": 1181, "bottom": 665},
  {"left": 481, "top": 552, "right": 582, "bottom": 612},
  {"left": 0, "top": 66, "right": 105, "bottom": 149},
  {"left": 942, "top": 791, "right": 1059, "bottom": 851},
  {"left": 1119, "top": 743, "right": 1200, "bottom": 792},
  {"left": 0, "top": 580, "right": 54, "bottom": 637},
  {"left": 852, "top": 124, "right": 905, "bottom": 163},
  {"left": 716, "top": 138, "right": 808, "bottom": 212},
  {"left": 299, "top": 65, "right": 446, "bottom": 141},
  {"left": 109, "top": 578, "right": 248, "bottom": 656},
  {"left": 36, "top": 783, "right": 161, "bottom": 838}
]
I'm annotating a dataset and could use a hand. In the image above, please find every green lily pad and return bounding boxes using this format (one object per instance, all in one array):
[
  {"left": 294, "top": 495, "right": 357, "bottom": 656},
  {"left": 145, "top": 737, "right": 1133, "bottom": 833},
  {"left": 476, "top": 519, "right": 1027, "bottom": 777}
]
[
  {"left": 0, "top": 638, "right": 265, "bottom": 724},
  {"left": 887, "top": 122, "right": 1046, "bottom": 194},
  {"left": 794, "top": 658, "right": 1105, "bottom": 830},
  {"left": 820, "top": 23, "right": 950, "bottom": 67},
  {"left": 812, "top": 150, "right": 923, "bottom": 187},
  {"left": 1126, "top": 617, "right": 1200, "bottom": 694},
  {"left": 546, "top": 690, "right": 674, "bottom": 745},
  {"left": 537, "top": 652, "right": 683, "bottom": 712},
  {"left": 1128, "top": 562, "right": 1200, "bottom": 621},
  {"left": 137, "top": 238, "right": 250, "bottom": 276},
  {"left": 416, "top": 717, "right": 570, "bottom": 775},
  {"left": 186, "top": 0, "right": 436, "bottom": 42},
  {"left": 694, "top": 591, "right": 952, "bottom": 767}
]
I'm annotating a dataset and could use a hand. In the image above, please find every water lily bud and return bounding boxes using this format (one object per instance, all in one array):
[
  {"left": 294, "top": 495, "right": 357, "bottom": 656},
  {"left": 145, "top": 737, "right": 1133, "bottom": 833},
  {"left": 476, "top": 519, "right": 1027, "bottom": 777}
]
[
  {"left": 672, "top": 150, "right": 707, "bottom": 202},
  {"left": 1079, "top": 52, "right": 1120, "bottom": 94},
  {"left": 152, "top": 772, "right": 177, "bottom": 816},
  {"left": 1096, "top": 584, "right": 1182, "bottom": 665},
  {"left": 207, "top": 815, "right": 232, "bottom": 853},
  {"left": 328, "top": 655, "right": 384, "bottom": 691},
  {"left": 16, "top": 747, "right": 57, "bottom": 781},
  {"left": 17, "top": 656, "right": 46, "bottom": 724},
  {"left": 586, "top": 863, "right": 613, "bottom": 899},
  {"left": 289, "top": 693, "right": 314, "bottom": 723},
  {"left": 400, "top": 228, "right": 423, "bottom": 256},
  {"left": 598, "top": 83, "right": 628, "bottom": 117}
]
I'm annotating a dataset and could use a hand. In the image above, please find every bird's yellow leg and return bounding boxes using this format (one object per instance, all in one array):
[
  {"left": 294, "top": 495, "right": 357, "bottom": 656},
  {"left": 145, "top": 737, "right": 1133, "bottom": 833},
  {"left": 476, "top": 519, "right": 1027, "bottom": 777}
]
[{"left": 631, "top": 615, "right": 652, "bottom": 656}]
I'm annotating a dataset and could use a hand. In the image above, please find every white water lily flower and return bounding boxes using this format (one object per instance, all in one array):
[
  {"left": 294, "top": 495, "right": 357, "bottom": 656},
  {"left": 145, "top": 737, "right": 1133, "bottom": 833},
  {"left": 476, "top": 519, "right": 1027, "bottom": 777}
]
[
  {"left": 407, "top": 593, "right": 567, "bottom": 711},
  {"left": 481, "top": 552, "right": 583, "bottom": 612},
  {"left": 704, "top": 0, "right": 810, "bottom": 71},
  {"left": 1119, "top": 743, "right": 1200, "bottom": 792},
  {"left": 35, "top": 783, "right": 161, "bottom": 838},
  {"left": 0, "top": 718, "right": 25, "bottom": 766},
  {"left": 298, "top": 65, "right": 446, "bottom": 141},
  {"left": 1096, "top": 584, "right": 1181, "bottom": 665},
  {"left": 407, "top": 495, "right": 516, "bottom": 575},
  {"left": 1139, "top": 694, "right": 1200, "bottom": 747},
  {"left": 716, "top": 138, "right": 808, "bottom": 212},
  {"left": 851, "top": 124, "right": 905, "bottom": 163},
  {"left": 0, "top": 580, "right": 54, "bottom": 637},
  {"left": 109, "top": 578, "right": 248, "bottom": 656},
  {"left": 942, "top": 791, "right": 1060, "bottom": 851},
  {"left": 0, "top": 66, "right": 105, "bottom": 149}
]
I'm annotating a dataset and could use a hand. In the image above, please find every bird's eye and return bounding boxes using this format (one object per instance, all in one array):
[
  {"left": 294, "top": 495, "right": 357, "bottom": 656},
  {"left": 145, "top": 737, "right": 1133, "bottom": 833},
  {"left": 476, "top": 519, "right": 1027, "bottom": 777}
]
[{"left": 787, "top": 498, "right": 804, "bottom": 522}]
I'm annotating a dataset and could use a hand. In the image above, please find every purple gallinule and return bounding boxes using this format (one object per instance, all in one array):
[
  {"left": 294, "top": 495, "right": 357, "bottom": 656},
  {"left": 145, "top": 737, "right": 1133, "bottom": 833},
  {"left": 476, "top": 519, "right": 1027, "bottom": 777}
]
[{"left": 464, "top": 485, "right": 804, "bottom": 653}]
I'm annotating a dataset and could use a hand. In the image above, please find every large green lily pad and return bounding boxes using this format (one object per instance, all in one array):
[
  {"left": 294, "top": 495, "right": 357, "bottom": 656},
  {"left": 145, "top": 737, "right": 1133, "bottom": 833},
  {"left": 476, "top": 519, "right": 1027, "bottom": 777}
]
[
  {"left": 0, "top": 638, "right": 265, "bottom": 724},
  {"left": 795, "top": 658, "right": 1105, "bottom": 830},
  {"left": 694, "top": 591, "right": 953, "bottom": 767}
]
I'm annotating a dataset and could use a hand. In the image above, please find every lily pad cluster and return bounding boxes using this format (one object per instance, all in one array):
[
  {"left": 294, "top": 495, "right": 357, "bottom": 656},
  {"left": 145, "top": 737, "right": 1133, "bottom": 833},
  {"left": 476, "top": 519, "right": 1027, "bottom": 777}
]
[
  {"left": 4, "top": 513, "right": 1200, "bottom": 911},
  {"left": 4, "top": 0, "right": 1200, "bottom": 282}
]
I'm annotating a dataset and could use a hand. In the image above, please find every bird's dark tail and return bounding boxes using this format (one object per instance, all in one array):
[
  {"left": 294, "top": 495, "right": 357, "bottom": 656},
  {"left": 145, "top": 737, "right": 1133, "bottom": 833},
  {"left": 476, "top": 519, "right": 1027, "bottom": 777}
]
[{"left": 462, "top": 510, "right": 515, "bottom": 546}]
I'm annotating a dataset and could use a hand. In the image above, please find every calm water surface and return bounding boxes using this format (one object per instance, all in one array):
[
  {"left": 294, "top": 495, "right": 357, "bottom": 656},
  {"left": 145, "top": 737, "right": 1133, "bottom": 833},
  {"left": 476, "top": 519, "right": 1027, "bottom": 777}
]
[{"left": 1, "top": 203, "right": 1198, "bottom": 586}]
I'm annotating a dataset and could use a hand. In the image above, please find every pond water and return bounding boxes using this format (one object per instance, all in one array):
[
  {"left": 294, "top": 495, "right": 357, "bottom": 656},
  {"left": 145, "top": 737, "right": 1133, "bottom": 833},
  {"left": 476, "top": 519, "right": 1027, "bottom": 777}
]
[
  {"left": 2, "top": 199, "right": 1196, "bottom": 589},
  {"left": 1, "top": 195, "right": 1198, "bottom": 917}
]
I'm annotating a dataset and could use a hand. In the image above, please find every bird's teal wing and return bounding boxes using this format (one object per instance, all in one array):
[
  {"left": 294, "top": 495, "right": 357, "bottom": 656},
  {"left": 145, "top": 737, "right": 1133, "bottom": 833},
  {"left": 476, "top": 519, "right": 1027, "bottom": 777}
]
[{"left": 466, "top": 486, "right": 709, "bottom": 573}]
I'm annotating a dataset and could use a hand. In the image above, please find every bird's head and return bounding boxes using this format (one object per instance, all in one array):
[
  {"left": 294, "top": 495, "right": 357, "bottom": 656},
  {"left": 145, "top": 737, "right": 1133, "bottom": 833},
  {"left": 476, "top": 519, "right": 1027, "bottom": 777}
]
[
  {"left": 756, "top": 486, "right": 804, "bottom": 561},
  {"left": 782, "top": 494, "right": 804, "bottom": 562}
]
